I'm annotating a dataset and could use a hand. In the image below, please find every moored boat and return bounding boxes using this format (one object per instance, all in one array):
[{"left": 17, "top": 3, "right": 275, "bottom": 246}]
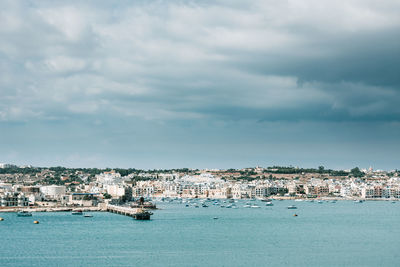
[
  {"left": 261, "top": 198, "right": 273, "bottom": 202},
  {"left": 133, "top": 209, "right": 153, "bottom": 220},
  {"left": 17, "top": 211, "right": 32, "bottom": 217},
  {"left": 72, "top": 210, "right": 83, "bottom": 215}
]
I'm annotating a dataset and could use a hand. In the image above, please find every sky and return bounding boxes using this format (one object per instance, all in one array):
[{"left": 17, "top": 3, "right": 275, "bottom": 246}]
[{"left": 0, "top": 0, "right": 399, "bottom": 170}]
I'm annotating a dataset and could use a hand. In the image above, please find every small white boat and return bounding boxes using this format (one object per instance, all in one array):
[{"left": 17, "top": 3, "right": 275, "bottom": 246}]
[
  {"left": 84, "top": 214, "right": 93, "bottom": 218},
  {"left": 243, "top": 205, "right": 251, "bottom": 208},
  {"left": 251, "top": 205, "right": 261, "bottom": 208},
  {"left": 265, "top": 202, "right": 274, "bottom": 206},
  {"left": 287, "top": 205, "right": 297, "bottom": 209}
]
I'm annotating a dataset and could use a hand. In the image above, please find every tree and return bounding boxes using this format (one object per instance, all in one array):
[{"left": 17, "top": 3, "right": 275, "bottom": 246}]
[
  {"left": 351, "top": 167, "right": 364, "bottom": 178},
  {"left": 318, "top": 166, "right": 325, "bottom": 173}
]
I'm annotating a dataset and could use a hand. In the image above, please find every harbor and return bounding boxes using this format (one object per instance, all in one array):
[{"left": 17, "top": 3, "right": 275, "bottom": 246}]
[{"left": 1, "top": 200, "right": 399, "bottom": 266}]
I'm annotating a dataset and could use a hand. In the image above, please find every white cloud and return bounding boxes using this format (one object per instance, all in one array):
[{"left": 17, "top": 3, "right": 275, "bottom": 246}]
[
  {"left": 37, "top": 6, "right": 90, "bottom": 42},
  {"left": 45, "top": 56, "right": 87, "bottom": 73},
  {"left": 68, "top": 101, "right": 99, "bottom": 114}
]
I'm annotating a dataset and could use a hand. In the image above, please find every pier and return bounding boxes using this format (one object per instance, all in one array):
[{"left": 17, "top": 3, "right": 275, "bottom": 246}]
[{"left": 106, "top": 204, "right": 140, "bottom": 218}]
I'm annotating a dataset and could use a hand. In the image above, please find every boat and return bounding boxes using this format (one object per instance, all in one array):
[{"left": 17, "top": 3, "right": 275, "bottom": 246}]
[
  {"left": 72, "top": 210, "right": 83, "bottom": 215},
  {"left": 287, "top": 205, "right": 297, "bottom": 209},
  {"left": 265, "top": 202, "right": 274, "bottom": 206},
  {"left": 202, "top": 204, "right": 209, "bottom": 208},
  {"left": 17, "top": 211, "right": 32, "bottom": 217},
  {"left": 251, "top": 205, "right": 261, "bottom": 208},
  {"left": 133, "top": 209, "right": 153, "bottom": 220},
  {"left": 84, "top": 214, "right": 93, "bottom": 218},
  {"left": 261, "top": 198, "right": 272, "bottom": 202},
  {"left": 131, "top": 200, "right": 157, "bottom": 209}
]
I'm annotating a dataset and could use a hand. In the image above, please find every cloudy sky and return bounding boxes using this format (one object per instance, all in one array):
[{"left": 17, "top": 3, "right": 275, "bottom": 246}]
[{"left": 0, "top": 0, "right": 399, "bottom": 170}]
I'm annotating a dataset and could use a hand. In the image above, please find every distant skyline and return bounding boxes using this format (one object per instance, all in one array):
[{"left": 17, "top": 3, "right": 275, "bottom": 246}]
[{"left": 1, "top": 0, "right": 399, "bottom": 170}]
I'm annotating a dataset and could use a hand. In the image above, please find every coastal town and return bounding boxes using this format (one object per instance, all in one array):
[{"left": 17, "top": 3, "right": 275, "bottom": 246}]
[{"left": 1, "top": 163, "right": 400, "bottom": 210}]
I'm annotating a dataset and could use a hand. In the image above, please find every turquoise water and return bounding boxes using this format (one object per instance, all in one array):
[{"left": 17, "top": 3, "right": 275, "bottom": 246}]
[{"left": 1, "top": 200, "right": 400, "bottom": 266}]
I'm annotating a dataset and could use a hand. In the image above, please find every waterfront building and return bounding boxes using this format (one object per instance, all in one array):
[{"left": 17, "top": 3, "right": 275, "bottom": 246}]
[
  {"left": 40, "top": 185, "right": 67, "bottom": 199},
  {"left": 0, "top": 192, "right": 29, "bottom": 207}
]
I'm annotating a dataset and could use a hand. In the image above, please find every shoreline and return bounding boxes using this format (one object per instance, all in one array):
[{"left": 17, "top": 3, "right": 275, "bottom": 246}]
[
  {"left": 1, "top": 197, "right": 397, "bottom": 213},
  {"left": 0, "top": 206, "right": 104, "bottom": 213}
]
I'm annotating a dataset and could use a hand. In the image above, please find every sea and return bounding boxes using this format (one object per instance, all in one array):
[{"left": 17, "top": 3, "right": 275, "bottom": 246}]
[{"left": 1, "top": 200, "right": 399, "bottom": 267}]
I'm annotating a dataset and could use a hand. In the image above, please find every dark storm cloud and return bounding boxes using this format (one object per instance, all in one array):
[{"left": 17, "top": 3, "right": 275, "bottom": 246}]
[{"left": 1, "top": 0, "right": 399, "bottom": 123}]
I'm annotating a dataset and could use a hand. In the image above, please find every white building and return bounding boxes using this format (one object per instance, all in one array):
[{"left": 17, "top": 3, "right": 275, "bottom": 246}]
[
  {"left": 106, "top": 185, "right": 126, "bottom": 197},
  {"left": 0, "top": 192, "right": 29, "bottom": 207},
  {"left": 40, "top": 185, "right": 66, "bottom": 199},
  {"left": 96, "top": 170, "right": 122, "bottom": 185}
]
